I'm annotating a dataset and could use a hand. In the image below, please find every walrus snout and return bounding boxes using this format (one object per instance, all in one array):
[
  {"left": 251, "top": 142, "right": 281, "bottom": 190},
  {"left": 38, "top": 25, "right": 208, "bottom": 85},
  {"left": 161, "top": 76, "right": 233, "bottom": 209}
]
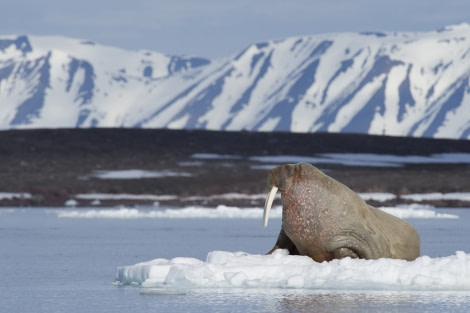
[
  {"left": 267, "top": 163, "right": 298, "bottom": 190},
  {"left": 264, "top": 163, "right": 300, "bottom": 227}
]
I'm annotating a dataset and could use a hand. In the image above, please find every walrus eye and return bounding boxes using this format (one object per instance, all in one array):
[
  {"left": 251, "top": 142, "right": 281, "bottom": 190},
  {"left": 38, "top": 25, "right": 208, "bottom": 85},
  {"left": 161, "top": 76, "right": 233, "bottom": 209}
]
[
  {"left": 263, "top": 186, "right": 278, "bottom": 227},
  {"left": 287, "top": 165, "right": 295, "bottom": 176}
]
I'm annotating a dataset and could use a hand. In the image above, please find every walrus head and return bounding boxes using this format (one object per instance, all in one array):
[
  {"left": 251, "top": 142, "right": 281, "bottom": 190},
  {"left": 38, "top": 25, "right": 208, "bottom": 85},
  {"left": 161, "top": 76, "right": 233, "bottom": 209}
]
[{"left": 263, "top": 163, "right": 305, "bottom": 227}]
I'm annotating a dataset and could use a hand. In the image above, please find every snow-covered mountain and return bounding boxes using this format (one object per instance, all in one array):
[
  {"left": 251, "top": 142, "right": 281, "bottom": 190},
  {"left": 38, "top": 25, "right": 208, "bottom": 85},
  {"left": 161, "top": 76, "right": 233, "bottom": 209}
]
[{"left": 1, "top": 24, "right": 470, "bottom": 139}]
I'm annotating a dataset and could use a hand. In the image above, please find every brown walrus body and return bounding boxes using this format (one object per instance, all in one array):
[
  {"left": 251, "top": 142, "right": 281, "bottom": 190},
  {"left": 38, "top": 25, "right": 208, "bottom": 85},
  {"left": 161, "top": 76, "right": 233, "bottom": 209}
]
[{"left": 263, "top": 162, "right": 420, "bottom": 262}]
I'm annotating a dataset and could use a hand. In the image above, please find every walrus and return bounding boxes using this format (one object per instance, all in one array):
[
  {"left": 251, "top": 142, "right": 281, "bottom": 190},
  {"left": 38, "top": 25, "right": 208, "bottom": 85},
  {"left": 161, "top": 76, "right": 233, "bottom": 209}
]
[{"left": 263, "top": 162, "right": 420, "bottom": 262}]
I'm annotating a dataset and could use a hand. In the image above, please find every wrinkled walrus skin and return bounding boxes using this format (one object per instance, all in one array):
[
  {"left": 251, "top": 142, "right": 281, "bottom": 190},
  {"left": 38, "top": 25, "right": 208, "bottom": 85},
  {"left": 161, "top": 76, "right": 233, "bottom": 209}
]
[{"left": 264, "top": 163, "right": 420, "bottom": 262}]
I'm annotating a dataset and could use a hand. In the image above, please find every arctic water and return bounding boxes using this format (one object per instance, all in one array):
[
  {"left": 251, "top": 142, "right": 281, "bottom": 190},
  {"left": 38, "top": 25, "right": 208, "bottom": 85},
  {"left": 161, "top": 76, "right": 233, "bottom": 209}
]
[{"left": 1, "top": 206, "right": 469, "bottom": 313}]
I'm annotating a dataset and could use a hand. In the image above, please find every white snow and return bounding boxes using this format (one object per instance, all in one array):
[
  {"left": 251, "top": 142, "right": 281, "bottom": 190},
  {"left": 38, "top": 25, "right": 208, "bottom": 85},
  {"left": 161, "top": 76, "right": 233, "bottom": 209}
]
[
  {"left": 62, "top": 190, "right": 470, "bottom": 208},
  {"left": 359, "top": 192, "right": 396, "bottom": 202},
  {"left": 0, "top": 192, "right": 31, "bottom": 200},
  {"left": 402, "top": 192, "right": 470, "bottom": 202},
  {"left": 75, "top": 193, "right": 178, "bottom": 201},
  {"left": 65, "top": 199, "right": 78, "bottom": 207},
  {"left": 90, "top": 169, "right": 192, "bottom": 179},
  {"left": 72, "top": 192, "right": 270, "bottom": 205},
  {"left": 115, "top": 249, "right": 470, "bottom": 291},
  {"left": 51, "top": 205, "right": 284, "bottom": 219},
  {"left": 50, "top": 203, "right": 458, "bottom": 219},
  {"left": 379, "top": 204, "right": 458, "bottom": 219},
  {"left": 191, "top": 153, "right": 242, "bottom": 160},
  {"left": 180, "top": 193, "right": 269, "bottom": 202}
]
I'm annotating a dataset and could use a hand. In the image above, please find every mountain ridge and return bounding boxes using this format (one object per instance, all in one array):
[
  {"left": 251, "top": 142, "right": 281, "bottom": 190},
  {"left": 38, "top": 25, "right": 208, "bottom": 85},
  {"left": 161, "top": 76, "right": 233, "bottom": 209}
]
[{"left": 1, "top": 24, "right": 470, "bottom": 139}]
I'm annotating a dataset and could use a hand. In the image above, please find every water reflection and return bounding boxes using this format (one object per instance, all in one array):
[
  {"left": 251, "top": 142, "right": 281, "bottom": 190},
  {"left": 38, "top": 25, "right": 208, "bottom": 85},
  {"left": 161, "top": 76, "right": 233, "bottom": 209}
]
[
  {"left": 168, "top": 289, "right": 470, "bottom": 313},
  {"left": 277, "top": 290, "right": 470, "bottom": 313}
]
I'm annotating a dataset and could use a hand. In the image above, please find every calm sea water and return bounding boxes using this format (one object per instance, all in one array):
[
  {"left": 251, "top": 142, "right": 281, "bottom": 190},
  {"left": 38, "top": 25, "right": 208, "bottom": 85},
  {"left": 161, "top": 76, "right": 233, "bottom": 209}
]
[{"left": 1, "top": 207, "right": 469, "bottom": 313}]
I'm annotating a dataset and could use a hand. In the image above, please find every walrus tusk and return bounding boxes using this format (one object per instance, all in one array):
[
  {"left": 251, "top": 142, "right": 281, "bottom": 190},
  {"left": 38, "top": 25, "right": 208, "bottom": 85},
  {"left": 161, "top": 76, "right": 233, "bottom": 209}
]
[{"left": 263, "top": 186, "right": 278, "bottom": 227}]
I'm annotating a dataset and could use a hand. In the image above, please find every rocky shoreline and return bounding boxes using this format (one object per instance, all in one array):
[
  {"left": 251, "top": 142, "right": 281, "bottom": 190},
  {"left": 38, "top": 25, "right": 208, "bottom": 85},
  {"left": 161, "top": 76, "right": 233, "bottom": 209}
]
[{"left": 1, "top": 128, "right": 470, "bottom": 208}]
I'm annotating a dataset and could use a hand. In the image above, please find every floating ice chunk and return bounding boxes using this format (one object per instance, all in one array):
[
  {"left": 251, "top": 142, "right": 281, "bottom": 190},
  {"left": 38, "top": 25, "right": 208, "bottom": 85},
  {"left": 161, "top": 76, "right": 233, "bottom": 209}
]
[
  {"left": 51, "top": 205, "right": 284, "bottom": 219},
  {"left": 115, "top": 250, "right": 470, "bottom": 291},
  {"left": 75, "top": 193, "right": 178, "bottom": 201},
  {"left": 90, "top": 169, "right": 192, "bottom": 179},
  {"left": 359, "top": 193, "right": 396, "bottom": 202},
  {"left": 0, "top": 192, "right": 32, "bottom": 200},
  {"left": 65, "top": 199, "right": 78, "bottom": 207},
  {"left": 401, "top": 192, "right": 470, "bottom": 202},
  {"left": 379, "top": 204, "right": 459, "bottom": 219},
  {"left": 191, "top": 153, "right": 242, "bottom": 160}
]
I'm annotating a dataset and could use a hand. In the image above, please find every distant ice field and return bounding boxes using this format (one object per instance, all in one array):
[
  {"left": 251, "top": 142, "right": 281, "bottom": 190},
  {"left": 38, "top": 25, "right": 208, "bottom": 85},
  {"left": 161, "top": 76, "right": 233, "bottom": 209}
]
[{"left": 49, "top": 203, "right": 458, "bottom": 220}]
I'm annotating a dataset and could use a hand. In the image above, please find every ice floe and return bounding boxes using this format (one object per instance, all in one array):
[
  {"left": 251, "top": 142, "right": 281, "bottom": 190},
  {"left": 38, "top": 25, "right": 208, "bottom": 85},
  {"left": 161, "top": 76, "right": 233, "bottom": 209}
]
[
  {"left": 379, "top": 204, "right": 458, "bottom": 219},
  {"left": 115, "top": 249, "right": 470, "bottom": 291},
  {"left": 51, "top": 205, "right": 283, "bottom": 219},
  {"left": 358, "top": 192, "right": 396, "bottom": 202},
  {"left": 50, "top": 204, "right": 458, "bottom": 219},
  {"left": 88, "top": 169, "right": 192, "bottom": 179},
  {"left": 191, "top": 153, "right": 243, "bottom": 160},
  {"left": 75, "top": 193, "right": 178, "bottom": 201},
  {"left": 0, "top": 192, "right": 31, "bottom": 200},
  {"left": 402, "top": 192, "right": 470, "bottom": 202}
]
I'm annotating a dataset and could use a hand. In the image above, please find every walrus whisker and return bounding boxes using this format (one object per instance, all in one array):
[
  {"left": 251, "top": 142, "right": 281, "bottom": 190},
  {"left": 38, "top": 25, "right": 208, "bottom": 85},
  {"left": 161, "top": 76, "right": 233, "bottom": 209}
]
[{"left": 263, "top": 186, "right": 278, "bottom": 227}]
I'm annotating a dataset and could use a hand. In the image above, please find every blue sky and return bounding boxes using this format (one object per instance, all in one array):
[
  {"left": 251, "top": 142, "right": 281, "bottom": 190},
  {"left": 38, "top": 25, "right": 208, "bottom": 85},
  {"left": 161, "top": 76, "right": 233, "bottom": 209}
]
[{"left": 2, "top": 0, "right": 469, "bottom": 58}]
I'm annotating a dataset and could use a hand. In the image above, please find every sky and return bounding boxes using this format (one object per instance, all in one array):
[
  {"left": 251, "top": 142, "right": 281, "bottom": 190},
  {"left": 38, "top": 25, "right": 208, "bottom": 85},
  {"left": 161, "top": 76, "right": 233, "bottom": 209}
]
[{"left": 2, "top": 0, "right": 470, "bottom": 59}]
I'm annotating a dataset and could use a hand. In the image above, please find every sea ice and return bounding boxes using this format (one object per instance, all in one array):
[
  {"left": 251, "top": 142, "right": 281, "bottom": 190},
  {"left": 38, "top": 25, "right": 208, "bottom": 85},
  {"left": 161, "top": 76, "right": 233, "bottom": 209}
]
[
  {"left": 359, "top": 192, "right": 396, "bottom": 202},
  {"left": 115, "top": 250, "right": 470, "bottom": 291},
  {"left": 50, "top": 204, "right": 457, "bottom": 219},
  {"left": 89, "top": 169, "right": 192, "bottom": 179},
  {"left": 379, "top": 204, "right": 459, "bottom": 219},
  {"left": 0, "top": 192, "right": 31, "bottom": 200},
  {"left": 51, "top": 205, "right": 284, "bottom": 219},
  {"left": 401, "top": 192, "right": 470, "bottom": 202}
]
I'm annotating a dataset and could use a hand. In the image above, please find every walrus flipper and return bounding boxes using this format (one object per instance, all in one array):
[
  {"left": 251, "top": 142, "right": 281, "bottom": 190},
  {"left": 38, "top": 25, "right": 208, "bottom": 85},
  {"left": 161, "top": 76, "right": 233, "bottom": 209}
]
[
  {"left": 267, "top": 229, "right": 299, "bottom": 255},
  {"left": 333, "top": 247, "right": 359, "bottom": 259}
]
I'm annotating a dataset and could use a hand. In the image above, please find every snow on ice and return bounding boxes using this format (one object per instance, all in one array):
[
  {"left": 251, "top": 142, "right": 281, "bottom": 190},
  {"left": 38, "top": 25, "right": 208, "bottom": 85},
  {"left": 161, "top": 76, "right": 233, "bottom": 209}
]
[
  {"left": 0, "top": 192, "right": 31, "bottom": 200},
  {"left": 115, "top": 249, "right": 470, "bottom": 291},
  {"left": 88, "top": 169, "right": 192, "bottom": 179},
  {"left": 402, "top": 192, "right": 470, "bottom": 202},
  {"left": 379, "top": 204, "right": 459, "bottom": 219},
  {"left": 98, "top": 202, "right": 465, "bottom": 292},
  {"left": 50, "top": 203, "right": 458, "bottom": 220},
  {"left": 52, "top": 205, "right": 283, "bottom": 219},
  {"left": 44, "top": 198, "right": 468, "bottom": 293},
  {"left": 358, "top": 192, "right": 396, "bottom": 202}
]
